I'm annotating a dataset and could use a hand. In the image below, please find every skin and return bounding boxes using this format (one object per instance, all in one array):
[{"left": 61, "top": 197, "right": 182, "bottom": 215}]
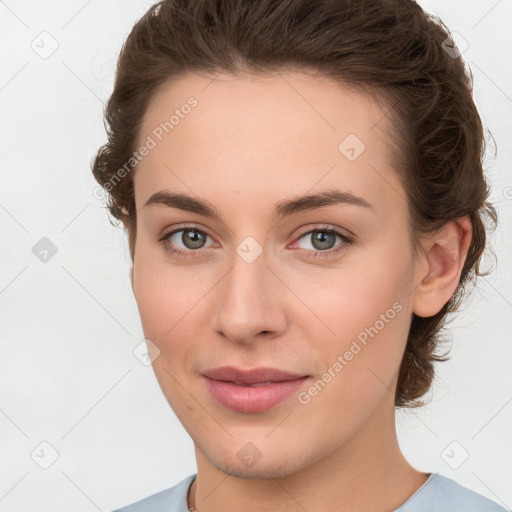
[{"left": 129, "top": 70, "right": 472, "bottom": 512}]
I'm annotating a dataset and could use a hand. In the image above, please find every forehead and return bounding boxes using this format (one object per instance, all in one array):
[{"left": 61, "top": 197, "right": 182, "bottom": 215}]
[
  {"left": 134, "top": 70, "right": 405, "bottom": 218},
  {"left": 139, "top": 70, "right": 391, "bottom": 150}
]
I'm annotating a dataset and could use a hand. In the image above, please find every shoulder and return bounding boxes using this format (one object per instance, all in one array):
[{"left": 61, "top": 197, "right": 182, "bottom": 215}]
[
  {"left": 397, "top": 473, "right": 509, "bottom": 512},
  {"left": 111, "top": 474, "right": 196, "bottom": 512}
]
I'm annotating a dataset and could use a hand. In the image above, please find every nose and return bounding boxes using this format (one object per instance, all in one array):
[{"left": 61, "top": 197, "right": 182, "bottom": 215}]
[{"left": 210, "top": 244, "right": 288, "bottom": 345}]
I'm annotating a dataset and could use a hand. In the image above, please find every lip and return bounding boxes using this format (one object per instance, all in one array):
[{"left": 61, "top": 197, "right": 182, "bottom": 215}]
[
  {"left": 202, "top": 366, "right": 308, "bottom": 384},
  {"left": 202, "top": 366, "right": 311, "bottom": 413}
]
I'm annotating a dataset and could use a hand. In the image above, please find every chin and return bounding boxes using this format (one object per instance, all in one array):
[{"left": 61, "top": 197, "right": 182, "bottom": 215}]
[
  {"left": 212, "top": 458, "right": 304, "bottom": 480},
  {"left": 199, "top": 437, "right": 317, "bottom": 480}
]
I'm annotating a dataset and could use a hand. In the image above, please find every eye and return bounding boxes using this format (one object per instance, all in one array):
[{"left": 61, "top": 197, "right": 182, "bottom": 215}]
[
  {"left": 292, "top": 225, "right": 354, "bottom": 258},
  {"left": 157, "top": 223, "right": 354, "bottom": 259},
  {"left": 157, "top": 225, "right": 217, "bottom": 257}
]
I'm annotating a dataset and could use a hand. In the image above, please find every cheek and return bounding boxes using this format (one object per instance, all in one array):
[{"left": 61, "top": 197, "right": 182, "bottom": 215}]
[
  {"left": 133, "top": 242, "right": 180, "bottom": 340},
  {"left": 132, "top": 265, "right": 169, "bottom": 340},
  {"left": 292, "top": 275, "right": 410, "bottom": 435},
  {"left": 132, "top": 248, "right": 217, "bottom": 371},
  {"left": 133, "top": 264, "right": 199, "bottom": 339},
  {"left": 294, "top": 257, "right": 409, "bottom": 344},
  {"left": 132, "top": 258, "right": 206, "bottom": 408},
  {"left": 299, "top": 251, "right": 413, "bottom": 389}
]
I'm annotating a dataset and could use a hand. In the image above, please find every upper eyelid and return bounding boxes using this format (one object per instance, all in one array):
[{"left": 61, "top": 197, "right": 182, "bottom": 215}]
[
  {"left": 295, "top": 225, "right": 349, "bottom": 238},
  {"left": 163, "top": 224, "right": 216, "bottom": 241}
]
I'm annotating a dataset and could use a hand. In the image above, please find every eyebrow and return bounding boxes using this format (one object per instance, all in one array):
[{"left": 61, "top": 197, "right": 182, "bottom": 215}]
[{"left": 143, "top": 188, "right": 374, "bottom": 220}]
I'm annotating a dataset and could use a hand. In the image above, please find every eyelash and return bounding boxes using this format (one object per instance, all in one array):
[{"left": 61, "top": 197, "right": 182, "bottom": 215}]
[{"left": 157, "top": 224, "right": 354, "bottom": 259}]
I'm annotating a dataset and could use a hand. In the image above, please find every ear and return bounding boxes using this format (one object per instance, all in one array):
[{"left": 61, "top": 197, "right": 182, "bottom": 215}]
[{"left": 412, "top": 216, "right": 472, "bottom": 318}]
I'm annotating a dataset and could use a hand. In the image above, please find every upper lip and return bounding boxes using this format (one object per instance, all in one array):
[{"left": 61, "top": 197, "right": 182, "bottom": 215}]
[{"left": 202, "top": 366, "right": 309, "bottom": 384}]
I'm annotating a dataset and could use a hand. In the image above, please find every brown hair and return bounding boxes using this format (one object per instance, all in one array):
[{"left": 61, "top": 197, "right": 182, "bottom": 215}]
[{"left": 91, "top": 0, "right": 497, "bottom": 408}]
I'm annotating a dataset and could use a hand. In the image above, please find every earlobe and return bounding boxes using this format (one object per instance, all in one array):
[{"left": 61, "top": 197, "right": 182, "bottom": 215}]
[{"left": 412, "top": 216, "right": 472, "bottom": 318}]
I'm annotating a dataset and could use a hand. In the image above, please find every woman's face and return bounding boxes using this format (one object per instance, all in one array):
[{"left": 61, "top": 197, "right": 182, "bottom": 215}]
[{"left": 131, "top": 70, "right": 422, "bottom": 478}]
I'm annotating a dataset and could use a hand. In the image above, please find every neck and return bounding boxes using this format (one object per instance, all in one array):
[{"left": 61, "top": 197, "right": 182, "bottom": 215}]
[{"left": 188, "top": 399, "right": 428, "bottom": 512}]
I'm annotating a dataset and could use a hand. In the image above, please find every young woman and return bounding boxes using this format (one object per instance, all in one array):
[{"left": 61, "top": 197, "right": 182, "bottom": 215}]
[{"left": 91, "top": 0, "right": 505, "bottom": 510}]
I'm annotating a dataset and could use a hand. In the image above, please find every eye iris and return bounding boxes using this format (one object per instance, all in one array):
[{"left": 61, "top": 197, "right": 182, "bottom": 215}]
[
  {"left": 183, "top": 229, "right": 206, "bottom": 249},
  {"left": 312, "top": 230, "right": 336, "bottom": 250}
]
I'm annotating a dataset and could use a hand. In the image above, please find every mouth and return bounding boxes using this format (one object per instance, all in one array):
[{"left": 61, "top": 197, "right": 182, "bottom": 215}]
[{"left": 201, "top": 366, "right": 311, "bottom": 413}]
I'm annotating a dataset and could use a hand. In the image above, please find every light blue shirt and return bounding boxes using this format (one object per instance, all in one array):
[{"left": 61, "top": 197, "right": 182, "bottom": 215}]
[{"left": 112, "top": 472, "right": 509, "bottom": 511}]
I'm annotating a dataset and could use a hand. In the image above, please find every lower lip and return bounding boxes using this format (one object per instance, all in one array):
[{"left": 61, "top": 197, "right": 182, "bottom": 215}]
[{"left": 204, "top": 376, "right": 310, "bottom": 413}]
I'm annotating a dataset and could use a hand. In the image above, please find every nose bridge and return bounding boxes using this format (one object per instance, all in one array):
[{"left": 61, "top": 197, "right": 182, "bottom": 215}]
[{"left": 211, "top": 239, "right": 286, "bottom": 342}]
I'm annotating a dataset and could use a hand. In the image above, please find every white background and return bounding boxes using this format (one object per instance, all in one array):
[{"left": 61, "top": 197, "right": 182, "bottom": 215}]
[{"left": 1, "top": 1, "right": 511, "bottom": 510}]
